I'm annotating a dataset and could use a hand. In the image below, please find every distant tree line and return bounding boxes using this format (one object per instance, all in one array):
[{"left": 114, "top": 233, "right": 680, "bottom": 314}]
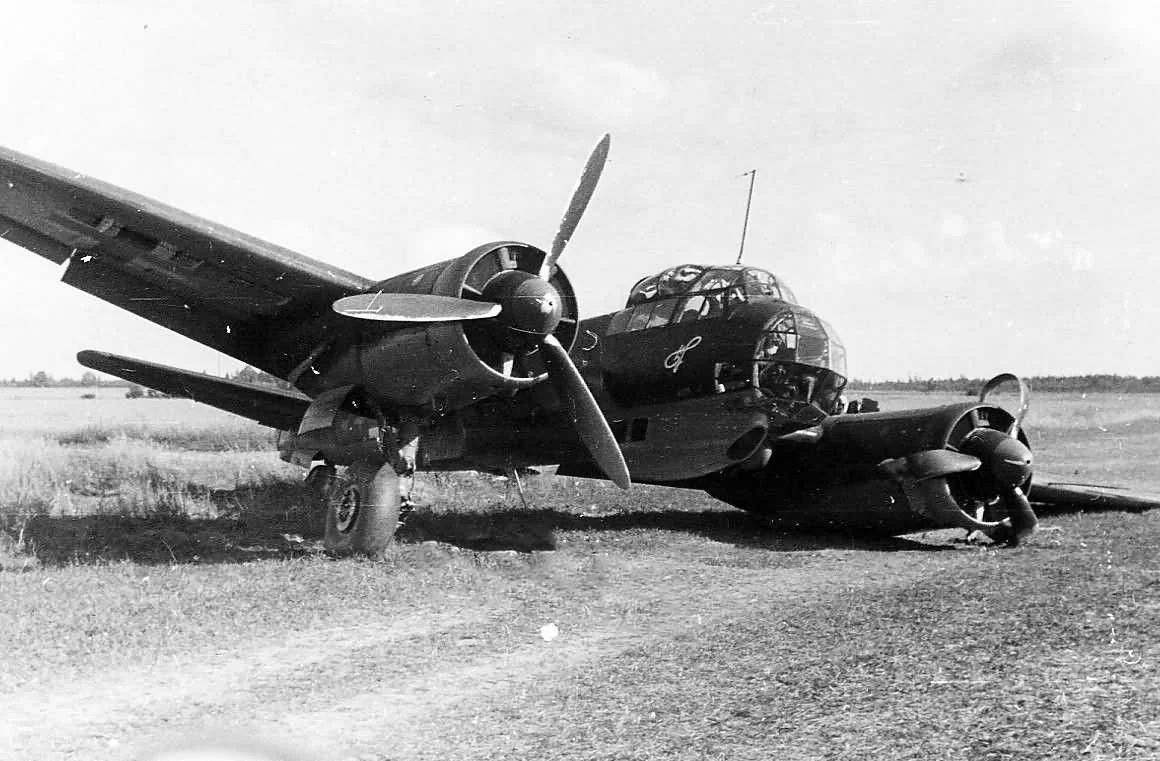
[
  {"left": 225, "top": 366, "right": 297, "bottom": 391},
  {"left": 0, "top": 371, "right": 129, "bottom": 388},
  {"left": 850, "top": 375, "right": 1160, "bottom": 394},
  {"left": 1, "top": 365, "right": 295, "bottom": 391}
]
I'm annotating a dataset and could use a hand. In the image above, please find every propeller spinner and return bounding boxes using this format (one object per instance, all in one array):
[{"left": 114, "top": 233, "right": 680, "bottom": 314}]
[{"left": 332, "top": 135, "right": 629, "bottom": 489}]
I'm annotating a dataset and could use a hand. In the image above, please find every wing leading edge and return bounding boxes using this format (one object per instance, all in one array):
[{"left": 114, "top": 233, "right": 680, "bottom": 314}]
[
  {"left": 78, "top": 350, "right": 310, "bottom": 431},
  {"left": 0, "top": 146, "right": 375, "bottom": 379}
]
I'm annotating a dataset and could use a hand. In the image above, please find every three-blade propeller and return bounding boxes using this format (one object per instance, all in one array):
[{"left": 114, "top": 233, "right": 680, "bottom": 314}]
[
  {"left": 332, "top": 135, "right": 630, "bottom": 489},
  {"left": 972, "top": 374, "right": 1036, "bottom": 543}
]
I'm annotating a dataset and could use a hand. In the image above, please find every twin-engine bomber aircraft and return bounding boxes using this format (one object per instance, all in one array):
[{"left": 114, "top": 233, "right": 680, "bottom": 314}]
[{"left": 0, "top": 136, "right": 1155, "bottom": 555}]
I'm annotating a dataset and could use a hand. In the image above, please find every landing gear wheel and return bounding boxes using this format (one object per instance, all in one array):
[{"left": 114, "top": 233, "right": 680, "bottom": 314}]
[{"left": 324, "top": 460, "right": 401, "bottom": 558}]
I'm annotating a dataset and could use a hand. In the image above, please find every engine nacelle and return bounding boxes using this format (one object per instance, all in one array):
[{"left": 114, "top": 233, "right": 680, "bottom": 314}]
[
  {"left": 703, "top": 402, "right": 1034, "bottom": 537},
  {"left": 319, "top": 242, "right": 578, "bottom": 413}
]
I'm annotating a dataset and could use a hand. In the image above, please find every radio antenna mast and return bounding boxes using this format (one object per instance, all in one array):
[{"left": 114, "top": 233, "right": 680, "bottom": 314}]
[{"left": 736, "top": 169, "right": 757, "bottom": 264}]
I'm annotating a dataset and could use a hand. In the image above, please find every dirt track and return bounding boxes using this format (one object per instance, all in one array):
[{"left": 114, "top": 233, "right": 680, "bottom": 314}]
[{"left": 2, "top": 537, "right": 954, "bottom": 761}]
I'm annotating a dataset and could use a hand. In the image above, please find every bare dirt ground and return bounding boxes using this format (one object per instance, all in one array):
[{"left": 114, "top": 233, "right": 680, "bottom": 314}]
[{"left": 3, "top": 538, "right": 950, "bottom": 760}]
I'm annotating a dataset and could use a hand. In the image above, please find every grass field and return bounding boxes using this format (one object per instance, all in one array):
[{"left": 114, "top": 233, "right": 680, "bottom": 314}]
[{"left": 0, "top": 389, "right": 1157, "bottom": 760}]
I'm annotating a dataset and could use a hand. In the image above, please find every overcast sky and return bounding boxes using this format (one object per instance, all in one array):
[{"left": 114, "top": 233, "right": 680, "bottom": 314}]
[{"left": 1, "top": 1, "right": 1157, "bottom": 381}]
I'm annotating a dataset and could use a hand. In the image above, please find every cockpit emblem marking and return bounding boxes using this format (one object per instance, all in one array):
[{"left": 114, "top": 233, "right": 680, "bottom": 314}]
[{"left": 664, "top": 335, "right": 703, "bottom": 373}]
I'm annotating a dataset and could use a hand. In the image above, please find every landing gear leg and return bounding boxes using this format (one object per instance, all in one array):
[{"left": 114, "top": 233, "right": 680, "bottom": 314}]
[
  {"left": 396, "top": 413, "right": 420, "bottom": 523},
  {"left": 381, "top": 411, "right": 421, "bottom": 527},
  {"left": 507, "top": 467, "right": 531, "bottom": 510}
]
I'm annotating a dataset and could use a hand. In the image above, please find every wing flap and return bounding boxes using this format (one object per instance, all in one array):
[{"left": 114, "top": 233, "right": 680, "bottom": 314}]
[
  {"left": 78, "top": 350, "right": 311, "bottom": 431},
  {"left": 0, "top": 219, "right": 77, "bottom": 263}
]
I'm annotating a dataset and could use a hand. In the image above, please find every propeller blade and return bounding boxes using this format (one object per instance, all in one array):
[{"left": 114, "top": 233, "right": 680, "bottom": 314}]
[
  {"left": 333, "top": 292, "right": 501, "bottom": 323},
  {"left": 905, "top": 450, "right": 984, "bottom": 482},
  {"left": 539, "top": 333, "right": 630, "bottom": 489},
  {"left": 542, "top": 133, "right": 611, "bottom": 278},
  {"left": 979, "top": 372, "right": 1030, "bottom": 437},
  {"left": 1003, "top": 486, "right": 1039, "bottom": 545}
]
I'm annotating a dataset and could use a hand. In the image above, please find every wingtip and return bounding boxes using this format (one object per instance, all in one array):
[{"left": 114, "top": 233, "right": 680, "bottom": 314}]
[{"left": 76, "top": 349, "right": 105, "bottom": 367}]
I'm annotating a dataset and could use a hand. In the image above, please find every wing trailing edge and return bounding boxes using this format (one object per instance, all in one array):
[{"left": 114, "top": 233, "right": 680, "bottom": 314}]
[{"left": 77, "top": 350, "right": 310, "bottom": 431}]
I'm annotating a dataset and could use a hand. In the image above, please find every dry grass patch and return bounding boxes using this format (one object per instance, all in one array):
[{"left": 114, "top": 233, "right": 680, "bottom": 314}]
[{"left": 1, "top": 390, "right": 1158, "bottom": 760}]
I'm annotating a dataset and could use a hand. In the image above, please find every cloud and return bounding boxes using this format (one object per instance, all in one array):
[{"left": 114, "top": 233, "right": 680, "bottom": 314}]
[
  {"left": 971, "top": 35, "right": 1071, "bottom": 91},
  {"left": 963, "top": 14, "right": 1131, "bottom": 94},
  {"left": 981, "top": 219, "right": 1021, "bottom": 265},
  {"left": 1070, "top": 248, "right": 1094, "bottom": 272},
  {"left": 1028, "top": 230, "right": 1063, "bottom": 249},
  {"left": 377, "top": 42, "right": 669, "bottom": 138},
  {"left": 532, "top": 46, "right": 670, "bottom": 130},
  {"left": 405, "top": 224, "right": 506, "bottom": 264},
  {"left": 940, "top": 214, "right": 968, "bottom": 238}
]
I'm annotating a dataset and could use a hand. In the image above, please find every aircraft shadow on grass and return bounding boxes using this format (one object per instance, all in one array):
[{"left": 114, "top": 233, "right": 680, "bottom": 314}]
[
  {"left": 399, "top": 506, "right": 952, "bottom": 554},
  {"left": 7, "top": 486, "right": 1153, "bottom": 567},
  {"left": 7, "top": 482, "right": 318, "bottom": 568},
  {"left": 7, "top": 485, "right": 946, "bottom": 567}
]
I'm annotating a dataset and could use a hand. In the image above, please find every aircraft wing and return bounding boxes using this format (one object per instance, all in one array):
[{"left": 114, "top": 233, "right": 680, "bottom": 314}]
[
  {"left": 0, "top": 147, "right": 374, "bottom": 378},
  {"left": 1029, "top": 474, "right": 1160, "bottom": 515},
  {"left": 78, "top": 350, "right": 310, "bottom": 431}
]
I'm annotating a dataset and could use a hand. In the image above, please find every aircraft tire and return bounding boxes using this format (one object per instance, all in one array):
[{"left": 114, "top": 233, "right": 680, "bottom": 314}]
[{"left": 323, "top": 459, "right": 400, "bottom": 558}]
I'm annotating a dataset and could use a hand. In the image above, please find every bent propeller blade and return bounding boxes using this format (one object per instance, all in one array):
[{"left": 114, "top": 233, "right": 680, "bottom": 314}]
[
  {"left": 333, "top": 292, "right": 501, "bottom": 322},
  {"left": 539, "top": 333, "right": 631, "bottom": 490},
  {"left": 979, "top": 372, "right": 1030, "bottom": 438},
  {"left": 542, "top": 133, "right": 611, "bottom": 279}
]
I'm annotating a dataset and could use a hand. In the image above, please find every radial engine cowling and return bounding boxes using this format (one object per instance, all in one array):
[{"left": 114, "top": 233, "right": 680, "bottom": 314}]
[
  {"left": 707, "top": 401, "right": 1037, "bottom": 544},
  {"left": 336, "top": 242, "right": 578, "bottom": 412}
]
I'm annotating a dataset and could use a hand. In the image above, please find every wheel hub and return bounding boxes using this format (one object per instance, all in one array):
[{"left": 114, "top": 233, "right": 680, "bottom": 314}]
[{"left": 335, "top": 487, "right": 361, "bottom": 533}]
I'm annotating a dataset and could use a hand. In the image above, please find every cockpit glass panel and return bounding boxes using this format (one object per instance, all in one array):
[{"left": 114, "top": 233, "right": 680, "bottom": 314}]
[
  {"left": 692, "top": 268, "right": 741, "bottom": 293},
  {"left": 700, "top": 291, "right": 726, "bottom": 319},
  {"left": 769, "top": 311, "right": 795, "bottom": 334},
  {"left": 647, "top": 298, "right": 677, "bottom": 328},
  {"left": 626, "top": 303, "right": 653, "bottom": 331},
  {"left": 656, "top": 265, "right": 704, "bottom": 298},
  {"left": 793, "top": 310, "right": 828, "bottom": 367},
  {"left": 626, "top": 275, "right": 660, "bottom": 306},
  {"left": 821, "top": 319, "right": 847, "bottom": 376},
  {"left": 754, "top": 308, "right": 845, "bottom": 374},
  {"left": 742, "top": 268, "right": 780, "bottom": 298},
  {"left": 676, "top": 295, "right": 706, "bottom": 323},
  {"left": 725, "top": 285, "right": 747, "bottom": 308},
  {"left": 609, "top": 297, "right": 685, "bottom": 334},
  {"left": 607, "top": 308, "right": 631, "bottom": 334},
  {"left": 757, "top": 311, "right": 798, "bottom": 361},
  {"left": 625, "top": 263, "right": 797, "bottom": 311}
]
